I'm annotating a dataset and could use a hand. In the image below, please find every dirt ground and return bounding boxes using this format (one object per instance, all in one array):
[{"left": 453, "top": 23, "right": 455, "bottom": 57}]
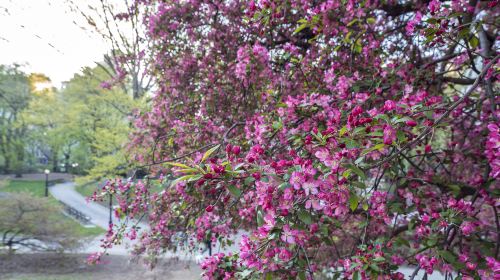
[{"left": 0, "top": 253, "right": 202, "bottom": 280}]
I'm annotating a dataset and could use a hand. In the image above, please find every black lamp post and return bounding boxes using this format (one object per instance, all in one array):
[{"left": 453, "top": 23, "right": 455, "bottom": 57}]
[
  {"left": 44, "top": 169, "right": 50, "bottom": 197},
  {"left": 109, "top": 193, "right": 113, "bottom": 225}
]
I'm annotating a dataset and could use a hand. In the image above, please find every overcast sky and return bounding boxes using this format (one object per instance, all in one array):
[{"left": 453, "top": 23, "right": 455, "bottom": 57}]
[{"left": 0, "top": 0, "right": 109, "bottom": 87}]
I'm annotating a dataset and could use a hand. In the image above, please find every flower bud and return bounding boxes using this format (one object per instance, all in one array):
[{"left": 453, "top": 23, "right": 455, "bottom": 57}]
[{"left": 406, "top": 120, "right": 417, "bottom": 127}]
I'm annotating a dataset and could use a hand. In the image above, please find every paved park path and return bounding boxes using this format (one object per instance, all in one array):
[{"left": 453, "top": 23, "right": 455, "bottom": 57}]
[{"left": 50, "top": 182, "right": 112, "bottom": 229}]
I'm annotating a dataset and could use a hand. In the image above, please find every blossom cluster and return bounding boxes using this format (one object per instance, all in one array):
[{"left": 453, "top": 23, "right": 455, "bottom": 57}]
[{"left": 91, "top": 0, "right": 500, "bottom": 279}]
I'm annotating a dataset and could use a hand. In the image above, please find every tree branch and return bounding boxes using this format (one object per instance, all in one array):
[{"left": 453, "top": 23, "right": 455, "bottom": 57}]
[{"left": 366, "top": 55, "right": 499, "bottom": 170}]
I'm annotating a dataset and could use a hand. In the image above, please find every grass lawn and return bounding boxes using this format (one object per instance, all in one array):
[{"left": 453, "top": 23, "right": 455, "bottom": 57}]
[
  {"left": 0, "top": 180, "right": 104, "bottom": 237},
  {"left": 75, "top": 180, "right": 100, "bottom": 198},
  {"left": 1, "top": 180, "right": 47, "bottom": 197}
]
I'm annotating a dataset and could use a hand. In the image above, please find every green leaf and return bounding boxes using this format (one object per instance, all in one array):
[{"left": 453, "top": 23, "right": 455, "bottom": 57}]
[
  {"left": 396, "top": 130, "right": 407, "bottom": 142},
  {"left": 373, "top": 257, "right": 385, "bottom": 262},
  {"left": 265, "top": 273, "right": 273, "bottom": 280},
  {"left": 349, "top": 193, "right": 359, "bottom": 211},
  {"left": 256, "top": 209, "right": 264, "bottom": 226},
  {"left": 238, "top": 269, "right": 253, "bottom": 278},
  {"left": 170, "top": 174, "right": 202, "bottom": 186},
  {"left": 389, "top": 202, "right": 404, "bottom": 213},
  {"left": 278, "top": 182, "right": 291, "bottom": 191},
  {"left": 342, "top": 169, "right": 352, "bottom": 178},
  {"left": 345, "top": 31, "right": 352, "bottom": 43},
  {"left": 347, "top": 18, "right": 358, "bottom": 27},
  {"left": 177, "top": 168, "right": 200, "bottom": 174},
  {"left": 345, "top": 164, "right": 366, "bottom": 180},
  {"left": 393, "top": 116, "right": 411, "bottom": 124},
  {"left": 447, "top": 184, "right": 461, "bottom": 197},
  {"left": 293, "top": 22, "right": 309, "bottom": 35},
  {"left": 395, "top": 236, "right": 410, "bottom": 247},
  {"left": 374, "top": 114, "right": 390, "bottom": 123},
  {"left": 408, "top": 219, "right": 415, "bottom": 230},
  {"left": 369, "top": 263, "right": 381, "bottom": 272},
  {"left": 353, "top": 126, "right": 366, "bottom": 135},
  {"left": 244, "top": 176, "right": 255, "bottom": 186},
  {"left": 298, "top": 210, "right": 313, "bottom": 225},
  {"left": 366, "top": 18, "right": 376, "bottom": 25},
  {"left": 424, "top": 33, "right": 436, "bottom": 44},
  {"left": 362, "top": 203, "right": 369, "bottom": 211},
  {"left": 426, "top": 236, "right": 438, "bottom": 247},
  {"left": 350, "top": 262, "right": 361, "bottom": 269},
  {"left": 164, "top": 162, "right": 191, "bottom": 169},
  {"left": 426, "top": 18, "right": 438, "bottom": 24},
  {"left": 352, "top": 271, "right": 360, "bottom": 280},
  {"left": 345, "top": 138, "right": 358, "bottom": 149},
  {"left": 201, "top": 144, "right": 220, "bottom": 162},
  {"left": 353, "top": 39, "right": 362, "bottom": 53},
  {"left": 469, "top": 36, "right": 479, "bottom": 48},
  {"left": 272, "top": 121, "right": 283, "bottom": 130},
  {"left": 354, "top": 156, "right": 365, "bottom": 165},
  {"left": 368, "top": 131, "right": 384, "bottom": 137},
  {"left": 457, "top": 26, "right": 470, "bottom": 38},
  {"left": 439, "top": 250, "right": 457, "bottom": 264},
  {"left": 361, "top": 143, "right": 385, "bottom": 156},
  {"left": 352, "top": 181, "right": 367, "bottom": 189},
  {"left": 227, "top": 185, "right": 241, "bottom": 197},
  {"left": 373, "top": 143, "right": 385, "bottom": 151},
  {"left": 339, "top": 126, "right": 348, "bottom": 136}
]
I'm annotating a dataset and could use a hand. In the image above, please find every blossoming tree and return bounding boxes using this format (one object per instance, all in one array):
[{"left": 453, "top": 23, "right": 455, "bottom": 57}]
[{"left": 92, "top": 0, "right": 499, "bottom": 279}]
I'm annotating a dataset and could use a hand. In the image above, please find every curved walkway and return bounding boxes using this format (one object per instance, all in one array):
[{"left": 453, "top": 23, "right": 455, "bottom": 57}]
[{"left": 50, "top": 182, "right": 112, "bottom": 229}]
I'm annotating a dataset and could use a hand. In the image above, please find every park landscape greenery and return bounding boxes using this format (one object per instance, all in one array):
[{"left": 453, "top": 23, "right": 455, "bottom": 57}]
[
  {"left": 0, "top": 62, "right": 137, "bottom": 254},
  {"left": 0, "top": 64, "right": 143, "bottom": 181}
]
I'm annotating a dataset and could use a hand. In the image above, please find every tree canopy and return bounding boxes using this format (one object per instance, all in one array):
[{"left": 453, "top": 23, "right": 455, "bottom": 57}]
[
  {"left": 24, "top": 65, "right": 141, "bottom": 180},
  {"left": 0, "top": 63, "right": 141, "bottom": 181},
  {"left": 87, "top": 0, "right": 498, "bottom": 279},
  {"left": 0, "top": 65, "right": 31, "bottom": 175}
]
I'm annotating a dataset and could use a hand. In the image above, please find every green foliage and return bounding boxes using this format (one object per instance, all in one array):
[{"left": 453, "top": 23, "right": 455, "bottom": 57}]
[
  {"left": 0, "top": 180, "right": 46, "bottom": 197},
  {"left": 23, "top": 65, "right": 144, "bottom": 180},
  {"left": 0, "top": 65, "right": 32, "bottom": 174},
  {"left": 0, "top": 192, "right": 81, "bottom": 251}
]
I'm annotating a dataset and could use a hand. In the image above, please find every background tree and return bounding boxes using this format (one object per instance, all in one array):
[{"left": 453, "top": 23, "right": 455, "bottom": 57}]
[
  {"left": 22, "top": 64, "right": 142, "bottom": 180},
  {"left": 0, "top": 193, "right": 81, "bottom": 252},
  {"left": 22, "top": 74, "right": 68, "bottom": 172},
  {"left": 0, "top": 65, "right": 31, "bottom": 175},
  {"left": 61, "top": 65, "right": 141, "bottom": 180}
]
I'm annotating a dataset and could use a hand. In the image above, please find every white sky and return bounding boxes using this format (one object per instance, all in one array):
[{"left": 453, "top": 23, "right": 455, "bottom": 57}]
[{"left": 0, "top": 0, "right": 109, "bottom": 87}]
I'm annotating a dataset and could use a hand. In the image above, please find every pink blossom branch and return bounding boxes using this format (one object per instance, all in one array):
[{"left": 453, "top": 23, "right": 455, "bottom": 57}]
[{"left": 366, "top": 54, "right": 499, "bottom": 170}]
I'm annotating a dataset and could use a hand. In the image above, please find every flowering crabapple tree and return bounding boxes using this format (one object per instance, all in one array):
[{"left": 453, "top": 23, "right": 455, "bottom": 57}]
[{"left": 90, "top": 0, "right": 499, "bottom": 279}]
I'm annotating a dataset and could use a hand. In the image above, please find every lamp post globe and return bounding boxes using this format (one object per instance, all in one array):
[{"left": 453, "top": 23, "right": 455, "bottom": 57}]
[{"left": 44, "top": 169, "right": 50, "bottom": 197}]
